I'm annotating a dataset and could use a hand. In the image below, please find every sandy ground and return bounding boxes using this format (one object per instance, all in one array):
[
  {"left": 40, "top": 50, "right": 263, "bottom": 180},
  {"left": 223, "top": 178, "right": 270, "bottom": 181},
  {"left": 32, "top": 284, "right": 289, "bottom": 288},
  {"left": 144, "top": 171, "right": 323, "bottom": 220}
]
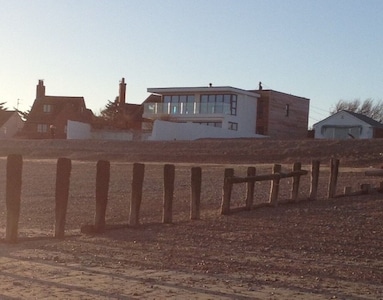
[{"left": 0, "top": 139, "right": 382, "bottom": 299}]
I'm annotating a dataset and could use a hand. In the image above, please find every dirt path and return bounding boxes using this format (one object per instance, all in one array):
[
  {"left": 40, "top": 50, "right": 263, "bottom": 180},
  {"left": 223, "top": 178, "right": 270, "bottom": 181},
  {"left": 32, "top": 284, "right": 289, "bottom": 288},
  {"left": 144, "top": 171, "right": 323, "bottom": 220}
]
[{"left": 1, "top": 194, "right": 382, "bottom": 299}]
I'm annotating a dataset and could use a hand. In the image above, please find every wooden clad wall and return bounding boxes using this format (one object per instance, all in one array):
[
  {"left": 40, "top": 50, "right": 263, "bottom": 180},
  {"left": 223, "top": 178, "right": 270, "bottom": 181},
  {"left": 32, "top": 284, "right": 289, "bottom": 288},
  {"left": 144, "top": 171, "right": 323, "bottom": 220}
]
[{"left": 257, "top": 90, "right": 309, "bottom": 139}]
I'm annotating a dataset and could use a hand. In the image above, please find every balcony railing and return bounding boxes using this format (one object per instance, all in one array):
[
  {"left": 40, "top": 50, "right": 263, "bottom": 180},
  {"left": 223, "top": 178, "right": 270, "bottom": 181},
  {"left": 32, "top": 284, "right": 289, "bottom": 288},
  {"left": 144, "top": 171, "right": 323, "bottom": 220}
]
[{"left": 144, "top": 102, "right": 231, "bottom": 116}]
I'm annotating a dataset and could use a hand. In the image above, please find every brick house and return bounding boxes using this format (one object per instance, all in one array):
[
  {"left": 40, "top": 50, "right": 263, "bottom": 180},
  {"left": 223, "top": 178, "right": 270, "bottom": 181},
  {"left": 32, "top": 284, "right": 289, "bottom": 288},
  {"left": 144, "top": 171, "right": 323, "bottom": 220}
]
[{"left": 22, "top": 80, "right": 93, "bottom": 139}]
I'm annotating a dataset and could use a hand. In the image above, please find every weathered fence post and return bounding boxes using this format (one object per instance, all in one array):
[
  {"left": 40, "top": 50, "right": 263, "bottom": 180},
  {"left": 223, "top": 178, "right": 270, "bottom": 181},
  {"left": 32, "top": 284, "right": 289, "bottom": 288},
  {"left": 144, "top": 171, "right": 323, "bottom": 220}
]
[
  {"left": 221, "top": 168, "right": 234, "bottom": 215},
  {"left": 245, "top": 167, "right": 256, "bottom": 210},
  {"left": 129, "top": 163, "right": 145, "bottom": 226},
  {"left": 190, "top": 167, "right": 202, "bottom": 220},
  {"left": 310, "top": 160, "right": 320, "bottom": 200},
  {"left": 163, "top": 164, "right": 175, "bottom": 224},
  {"left": 291, "top": 162, "right": 302, "bottom": 202},
  {"left": 5, "top": 154, "right": 23, "bottom": 243},
  {"left": 360, "top": 183, "right": 370, "bottom": 194},
  {"left": 328, "top": 158, "right": 339, "bottom": 198},
  {"left": 94, "top": 160, "right": 110, "bottom": 232},
  {"left": 344, "top": 186, "right": 352, "bottom": 195},
  {"left": 55, "top": 157, "right": 72, "bottom": 239},
  {"left": 269, "top": 164, "right": 281, "bottom": 206}
]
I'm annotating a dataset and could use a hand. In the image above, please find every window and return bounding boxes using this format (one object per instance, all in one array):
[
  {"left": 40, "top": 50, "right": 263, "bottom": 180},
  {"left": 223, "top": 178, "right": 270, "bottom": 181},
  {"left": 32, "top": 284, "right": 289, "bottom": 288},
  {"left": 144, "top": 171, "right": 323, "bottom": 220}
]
[
  {"left": 37, "top": 124, "right": 48, "bottom": 133},
  {"left": 322, "top": 126, "right": 361, "bottom": 139},
  {"left": 199, "top": 94, "right": 237, "bottom": 115},
  {"left": 182, "top": 95, "right": 195, "bottom": 114},
  {"left": 231, "top": 96, "right": 237, "bottom": 115},
  {"left": 228, "top": 122, "right": 238, "bottom": 131},
  {"left": 43, "top": 104, "right": 52, "bottom": 113},
  {"left": 163, "top": 95, "right": 195, "bottom": 114},
  {"left": 285, "top": 104, "right": 290, "bottom": 117},
  {"left": 198, "top": 122, "right": 222, "bottom": 128}
]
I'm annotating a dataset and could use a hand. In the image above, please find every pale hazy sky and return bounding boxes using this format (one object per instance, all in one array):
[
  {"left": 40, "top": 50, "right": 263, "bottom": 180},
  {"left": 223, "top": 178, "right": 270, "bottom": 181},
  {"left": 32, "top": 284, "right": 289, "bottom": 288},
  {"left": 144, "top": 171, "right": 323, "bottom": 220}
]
[{"left": 1, "top": 0, "right": 382, "bottom": 127}]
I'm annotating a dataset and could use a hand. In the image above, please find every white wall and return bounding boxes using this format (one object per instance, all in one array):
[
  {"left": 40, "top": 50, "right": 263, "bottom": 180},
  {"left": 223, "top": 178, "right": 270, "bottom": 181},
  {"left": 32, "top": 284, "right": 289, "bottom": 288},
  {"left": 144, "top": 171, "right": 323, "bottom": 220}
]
[
  {"left": 229, "top": 93, "right": 257, "bottom": 134},
  {"left": 314, "top": 111, "right": 372, "bottom": 139},
  {"left": 147, "top": 92, "right": 258, "bottom": 140},
  {"left": 0, "top": 113, "right": 24, "bottom": 139},
  {"left": 67, "top": 120, "right": 134, "bottom": 140},
  {"left": 67, "top": 120, "right": 91, "bottom": 139},
  {"left": 150, "top": 120, "right": 265, "bottom": 140}
]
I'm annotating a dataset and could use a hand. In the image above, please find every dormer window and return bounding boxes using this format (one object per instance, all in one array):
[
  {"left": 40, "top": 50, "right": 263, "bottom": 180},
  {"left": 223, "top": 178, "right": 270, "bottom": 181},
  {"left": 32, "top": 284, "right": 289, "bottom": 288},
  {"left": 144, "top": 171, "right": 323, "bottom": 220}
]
[{"left": 43, "top": 104, "right": 52, "bottom": 113}]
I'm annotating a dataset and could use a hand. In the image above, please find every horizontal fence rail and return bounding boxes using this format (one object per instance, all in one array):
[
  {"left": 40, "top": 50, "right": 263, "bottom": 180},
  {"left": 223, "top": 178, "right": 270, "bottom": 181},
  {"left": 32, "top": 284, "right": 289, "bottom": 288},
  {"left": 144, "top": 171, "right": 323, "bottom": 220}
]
[
  {"left": 227, "top": 170, "right": 308, "bottom": 183},
  {"left": 221, "top": 163, "right": 309, "bottom": 215}
]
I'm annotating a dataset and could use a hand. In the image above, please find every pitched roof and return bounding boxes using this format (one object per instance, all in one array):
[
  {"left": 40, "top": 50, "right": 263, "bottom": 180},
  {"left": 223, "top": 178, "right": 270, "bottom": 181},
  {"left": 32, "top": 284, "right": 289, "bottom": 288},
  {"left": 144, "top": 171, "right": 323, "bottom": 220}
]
[
  {"left": 27, "top": 95, "right": 93, "bottom": 124},
  {"left": 314, "top": 110, "right": 383, "bottom": 128},
  {"left": 0, "top": 111, "right": 17, "bottom": 127},
  {"left": 345, "top": 110, "right": 383, "bottom": 128}
]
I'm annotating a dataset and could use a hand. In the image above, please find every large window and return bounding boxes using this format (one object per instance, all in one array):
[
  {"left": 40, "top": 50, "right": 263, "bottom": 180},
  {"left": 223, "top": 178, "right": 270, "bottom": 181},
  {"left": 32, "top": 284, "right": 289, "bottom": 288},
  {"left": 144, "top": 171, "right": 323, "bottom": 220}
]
[
  {"left": 322, "top": 126, "right": 361, "bottom": 139},
  {"left": 164, "top": 95, "right": 195, "bottom": 114},
  {"left": 200, "top": 94, "right": 237, "bottom": 115}
]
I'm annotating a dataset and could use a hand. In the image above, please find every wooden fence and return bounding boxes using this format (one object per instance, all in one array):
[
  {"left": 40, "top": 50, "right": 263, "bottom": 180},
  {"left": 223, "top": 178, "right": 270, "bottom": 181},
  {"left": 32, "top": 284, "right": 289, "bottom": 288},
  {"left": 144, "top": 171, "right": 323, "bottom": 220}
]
[
  {"left": 221, "top": 162, "right": 309, "bottom": 215},
  {"left": 2, "top": 155, "right": 381, "bottom": 243}
]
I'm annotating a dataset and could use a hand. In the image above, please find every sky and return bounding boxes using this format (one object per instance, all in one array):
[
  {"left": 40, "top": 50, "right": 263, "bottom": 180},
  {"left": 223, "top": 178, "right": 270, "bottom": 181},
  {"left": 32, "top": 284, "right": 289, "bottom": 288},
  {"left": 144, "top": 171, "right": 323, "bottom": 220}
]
[{"left": 1, "top": 0, "right": 382, "bottom": 127}]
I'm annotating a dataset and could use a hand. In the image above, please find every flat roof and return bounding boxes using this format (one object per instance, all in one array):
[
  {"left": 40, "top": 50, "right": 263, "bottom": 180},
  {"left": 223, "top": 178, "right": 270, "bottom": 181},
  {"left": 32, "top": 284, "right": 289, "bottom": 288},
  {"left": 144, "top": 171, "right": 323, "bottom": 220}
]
[
  {"left": 147, "top": 86, "right": 260, "bottom": 98},
  {"left": 249, "top": 89, "right": 310, "bottom": 101}
]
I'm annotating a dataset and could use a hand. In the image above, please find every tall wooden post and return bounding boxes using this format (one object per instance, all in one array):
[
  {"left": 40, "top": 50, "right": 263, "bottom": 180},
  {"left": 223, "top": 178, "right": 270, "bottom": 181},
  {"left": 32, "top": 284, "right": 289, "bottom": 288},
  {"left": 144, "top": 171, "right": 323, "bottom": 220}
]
[
  {"left": 55, "top": 157, "right": 72, "bottom": 239},
  {"left": 129, "top": 163, "right": 145, "bottom": 226},
  {"left": 291, "top": 162, "right": 302, "bottom": 202},
  {"left": 328, "top": 158, "right": 339, "bottom": 198},
  {"left": 221, "top": 168, "right": 234, "bottom": 215},
  {"left": 5, "top": 154, "right": 23, "bottom": 243},
  {"left": 190, "top": 167, "right": 202, "bottom": 220},
  {"left": 163, "top": 164, "right": 175, "bottom": 224},
  {"left": 310, "top": 160, "right": 320, "bottom": 200},
  {"left": 245, "top": 167, "right": 256, "bottom": 210},
  {"left": 269, "top": 164, "right": 281, "bottom": 206},
  {"left": 94, "top": 160, "right": 110, "bottom": 232}
]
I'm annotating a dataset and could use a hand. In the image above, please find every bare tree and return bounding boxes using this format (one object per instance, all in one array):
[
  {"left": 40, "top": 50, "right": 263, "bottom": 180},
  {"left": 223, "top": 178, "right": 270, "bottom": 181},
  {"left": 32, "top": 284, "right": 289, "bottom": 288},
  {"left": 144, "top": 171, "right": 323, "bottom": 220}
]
[
  {"left": 15, "top": 108, "right": 30, "bottom": 121},
  {"left": 0, "top": 102, "right": 7, "bottom": 111},
  {"left": 330, "top": 98, "right": 383, "bottom": 122}
]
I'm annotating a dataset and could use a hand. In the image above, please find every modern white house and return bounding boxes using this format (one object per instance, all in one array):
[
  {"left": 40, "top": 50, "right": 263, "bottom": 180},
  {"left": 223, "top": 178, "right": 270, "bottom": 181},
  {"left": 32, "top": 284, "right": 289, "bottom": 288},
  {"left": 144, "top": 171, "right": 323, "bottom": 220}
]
[
  {"left": 143, "top": 86, "right": 266, "bottom": 140},
  {"left": 313, "top": 110, "right": 383, "bottom": 139}
]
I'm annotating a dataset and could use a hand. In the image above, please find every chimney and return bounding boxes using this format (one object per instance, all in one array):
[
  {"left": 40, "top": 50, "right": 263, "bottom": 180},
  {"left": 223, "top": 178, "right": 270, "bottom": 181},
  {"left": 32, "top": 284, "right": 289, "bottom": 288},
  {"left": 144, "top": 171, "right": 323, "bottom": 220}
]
[
  {"left": 36, "top": 79, "right": 45, "bottom": 99},
  {"left": 118, "top": 77, "right": 126, "bottom": 106}
]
